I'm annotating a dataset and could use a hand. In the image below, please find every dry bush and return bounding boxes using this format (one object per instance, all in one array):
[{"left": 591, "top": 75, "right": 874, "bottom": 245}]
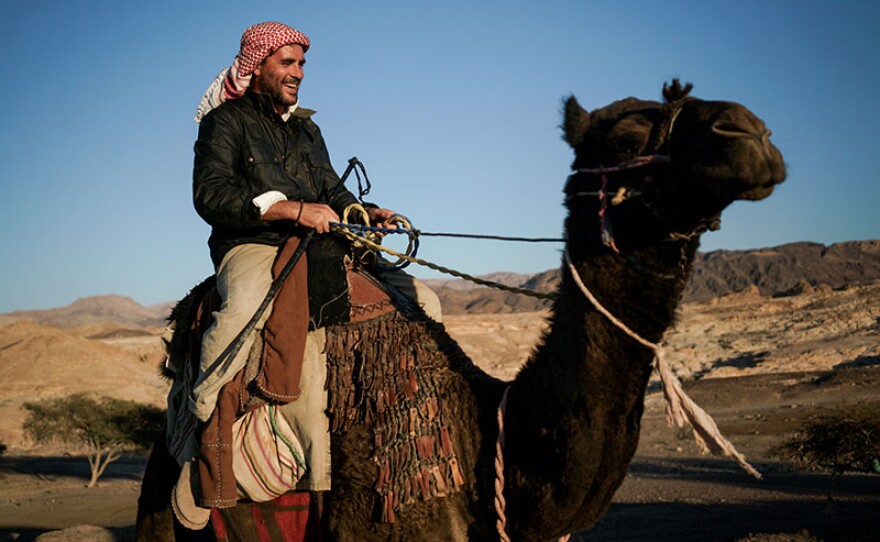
[{"left": 774, "top": 403, "right": 880, "bottom": 501}]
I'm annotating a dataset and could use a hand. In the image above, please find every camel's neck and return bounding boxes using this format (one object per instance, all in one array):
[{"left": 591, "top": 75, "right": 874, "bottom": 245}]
[
  {"left": 564, "top": 241, "right": 697, "bottom": 342},
  {"left": 527, "top": 239, "right": 698, "bottom": 382},
  {"left": 499, "top": 239, "right": 698, "bottom": 539}
]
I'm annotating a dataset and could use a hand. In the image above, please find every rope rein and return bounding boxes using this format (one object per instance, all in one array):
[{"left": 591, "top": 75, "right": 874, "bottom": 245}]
[
  {"left": 416, "top": 231, "right": 565, "bottom": 243},
  {"left": 334, "top": 222, "right": 564, "bottom": 243},
  {"left": 330, "top": 223, "right": 558, "bottom": 301}
]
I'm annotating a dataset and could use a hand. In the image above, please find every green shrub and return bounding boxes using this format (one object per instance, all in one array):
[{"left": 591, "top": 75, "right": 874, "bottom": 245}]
[{"left": 23, "top": 394, "right": 165, "bottom": 487}]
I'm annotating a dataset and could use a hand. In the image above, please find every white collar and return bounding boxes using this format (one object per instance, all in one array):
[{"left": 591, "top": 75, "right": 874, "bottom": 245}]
[{"left": 281, "top": 102, "right": 299, "bottom": 121}]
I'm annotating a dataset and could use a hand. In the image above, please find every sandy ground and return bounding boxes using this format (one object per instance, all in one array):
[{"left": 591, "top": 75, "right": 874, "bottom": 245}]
[
  {"left": 2, "top": 369, "right": 877, "bottom": 542},
  {"left": 1, "top": 285, "right": 878, "bottom": 541}
]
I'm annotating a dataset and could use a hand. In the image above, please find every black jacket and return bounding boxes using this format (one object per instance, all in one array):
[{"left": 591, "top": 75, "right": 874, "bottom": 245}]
[{"left": 193, "top": 90, "right": 359, "bottom": 266}]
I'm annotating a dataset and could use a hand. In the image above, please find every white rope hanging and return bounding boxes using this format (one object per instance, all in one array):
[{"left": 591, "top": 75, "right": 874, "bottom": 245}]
[{"left": 563, "top": 249, "right": 762, "bottom": 478}]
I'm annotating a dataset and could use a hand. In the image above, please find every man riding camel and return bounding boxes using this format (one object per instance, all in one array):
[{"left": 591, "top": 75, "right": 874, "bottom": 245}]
[{"left": 169, "top": 21, "right": 440, "bottom": 529}]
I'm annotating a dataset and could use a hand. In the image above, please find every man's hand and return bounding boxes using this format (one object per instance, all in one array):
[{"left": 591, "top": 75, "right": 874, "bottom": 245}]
[
  {"left": 366, "top": 207, "right": 399, "bottom": 231},
  {"left": 262, "top": 200, "right": 339, "bottom": 234}
]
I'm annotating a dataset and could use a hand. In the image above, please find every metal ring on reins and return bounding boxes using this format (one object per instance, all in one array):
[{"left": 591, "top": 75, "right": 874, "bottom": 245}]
[{"left": 332, "top": 207, "right": 420, "bottom": 271}]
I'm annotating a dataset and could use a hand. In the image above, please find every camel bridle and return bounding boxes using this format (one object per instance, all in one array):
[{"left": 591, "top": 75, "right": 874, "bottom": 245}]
[{"left": 565, "top": 99, "right": 719, "bottom": 253}]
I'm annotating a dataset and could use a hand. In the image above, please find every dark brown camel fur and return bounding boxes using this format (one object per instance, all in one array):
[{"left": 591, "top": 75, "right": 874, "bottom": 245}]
[{"left": 136, "top": 80, "right": 786, "bottom": 541}]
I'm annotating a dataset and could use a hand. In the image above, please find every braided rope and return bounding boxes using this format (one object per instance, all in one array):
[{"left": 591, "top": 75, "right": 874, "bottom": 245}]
[
  {"left": 340, "top": 204, "right": 375, "bottom": 247},
  {"left": 494, "top": 386, "right": 571, "bottom": 542},
  {"left": 332, "top": 217, "right": 420, "bottom": 269},
  {"left": 330, "top": 226, "right": 557, "bottom": 301},
  {"left": 494, "top": 386, "right": 512, "bottom": 542}
]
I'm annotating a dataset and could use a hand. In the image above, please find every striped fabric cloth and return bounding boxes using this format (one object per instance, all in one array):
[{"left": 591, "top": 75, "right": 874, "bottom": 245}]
[
  {"left": 210, "top": 491, "right": 322, "bottom": 542},
  {"left": 232, "top": 404, "right": 307, "bottom": 501}
]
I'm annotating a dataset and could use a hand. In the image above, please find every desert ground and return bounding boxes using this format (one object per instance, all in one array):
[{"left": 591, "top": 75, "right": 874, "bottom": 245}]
[{"left": 1, "top": 283, "right": 878, "bottom": 541}]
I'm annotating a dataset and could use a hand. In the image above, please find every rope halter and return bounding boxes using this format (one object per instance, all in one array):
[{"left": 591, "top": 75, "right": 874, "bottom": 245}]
[{"left": 563, "top": 99, "right": 718, "bottom": 253}]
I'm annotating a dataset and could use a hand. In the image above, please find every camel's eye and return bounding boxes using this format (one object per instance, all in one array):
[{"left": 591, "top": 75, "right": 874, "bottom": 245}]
[{"left": 608, "top": 115, "right": 652, "bottom": 161}]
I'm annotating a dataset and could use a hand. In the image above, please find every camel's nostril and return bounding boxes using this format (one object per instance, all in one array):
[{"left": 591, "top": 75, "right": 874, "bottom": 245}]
[{"left": 711, "top": 122, "right": 752, "bottom": 138}]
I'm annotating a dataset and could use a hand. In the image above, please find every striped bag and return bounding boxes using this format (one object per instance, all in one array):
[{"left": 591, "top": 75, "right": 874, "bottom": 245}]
[{"left": 231, "top": 404, "right": 307, "bottom": 501}]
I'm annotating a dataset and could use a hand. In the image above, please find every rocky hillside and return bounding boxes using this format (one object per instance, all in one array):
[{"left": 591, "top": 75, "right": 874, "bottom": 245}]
[
  {"left": 686, "top": 240, "right": 880, "bottom": 301},
  {"left": 0, "top": 321, "right": 169, "bottom": 448},
  {"left": 4, "top": 294, "right": 171, "bottom": 328},
  {"left": 427, "top": 240, "right": 880, "bottom": 314}
]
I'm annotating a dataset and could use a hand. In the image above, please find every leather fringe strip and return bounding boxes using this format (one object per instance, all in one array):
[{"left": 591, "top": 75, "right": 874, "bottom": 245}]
[{"left": 326, "top": 313, "right": 466, "bottom": 522}]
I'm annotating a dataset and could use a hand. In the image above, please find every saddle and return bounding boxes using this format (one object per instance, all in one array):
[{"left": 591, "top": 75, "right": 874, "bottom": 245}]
[{"left": 166, "top": 235, "right": 464, "bottom": 524}]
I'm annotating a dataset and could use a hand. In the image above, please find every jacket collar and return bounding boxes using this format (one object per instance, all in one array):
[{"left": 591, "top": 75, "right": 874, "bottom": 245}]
[{"left": 244, "top": 89, "right": 316, "bottom": 121}]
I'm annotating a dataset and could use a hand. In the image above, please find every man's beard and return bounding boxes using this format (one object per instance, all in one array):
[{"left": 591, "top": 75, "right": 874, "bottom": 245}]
[{"left": 266, "top": 79, "right": 298, "bottom": 108}]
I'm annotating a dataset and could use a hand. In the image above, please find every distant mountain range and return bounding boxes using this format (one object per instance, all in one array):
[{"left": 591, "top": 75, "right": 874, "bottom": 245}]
[
  {"left": 424, "top": 240, "right": 880, "bottom": 314},
  {"left": 688, "top": 240, "right": 880, "bottom": 301},
  {"left": 3, "top": 294, "right": 172, "bottom": 329},
  {"left": 2, "top": 240, "right": 878, "bottom": 325}
]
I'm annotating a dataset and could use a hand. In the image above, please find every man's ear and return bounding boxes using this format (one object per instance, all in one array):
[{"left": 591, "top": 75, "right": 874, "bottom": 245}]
[{"left": 252, "top": 66, "right": 261, "bottom": 77}]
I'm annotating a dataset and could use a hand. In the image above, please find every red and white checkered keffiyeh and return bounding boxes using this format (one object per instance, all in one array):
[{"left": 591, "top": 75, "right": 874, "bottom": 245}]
[{"left": 195, "top": 22, "right": 310, "bottom": 123}]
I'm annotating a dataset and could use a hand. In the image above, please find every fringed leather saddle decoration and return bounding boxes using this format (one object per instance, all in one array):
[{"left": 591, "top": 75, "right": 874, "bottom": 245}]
[
  {"left": 166, "top": 237, "right": 466, "bottom": 524},
  {"left": 325, "top": 312, "right": 466, "bottom": 523}
]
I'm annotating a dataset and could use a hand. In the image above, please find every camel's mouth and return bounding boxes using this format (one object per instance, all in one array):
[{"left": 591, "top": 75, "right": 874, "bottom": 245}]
[
  {"left": 735, "top": 182, "right": 779, "bottom": 202},
  {"left": 722, "top": 128, "right": 787, "bottom": 203},
  {"left": 684, "top": 155, "right": 786, "bottom": 206},
  {"left": 722, "top": 163, "right": 785, "bottom": 202},
  {"left": 736, "top": 151, "right": 787, "bottom": 202}
]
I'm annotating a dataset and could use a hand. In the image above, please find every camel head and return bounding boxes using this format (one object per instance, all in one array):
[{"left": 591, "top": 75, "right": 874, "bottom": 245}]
[{"left": 562, "top": 80, "right": 786, "bottom": 253}]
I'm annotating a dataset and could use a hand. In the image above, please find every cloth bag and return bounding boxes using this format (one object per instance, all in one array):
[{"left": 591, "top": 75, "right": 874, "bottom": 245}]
[{"left": 232, "top": 404, "right": 307, "bottom": 501}]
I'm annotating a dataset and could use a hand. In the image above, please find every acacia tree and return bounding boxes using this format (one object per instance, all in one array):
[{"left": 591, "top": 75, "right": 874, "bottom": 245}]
[
  {"left": 23, "top": 394, "right": 165, "bottom": 488},
  {"left": 776, "top": 404, "right": 880, "bottom": 503}
]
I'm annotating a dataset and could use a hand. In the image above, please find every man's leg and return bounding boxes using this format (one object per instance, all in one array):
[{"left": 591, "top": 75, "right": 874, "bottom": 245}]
[
  {"left": 191, "top": 243, "right": 279, "bottom": 422},
  {"left": 378, "top": 268, "right": 443, "bottom": 322},
  {"left": 278, "top": 328, "right": 332, "bottom": 491}
]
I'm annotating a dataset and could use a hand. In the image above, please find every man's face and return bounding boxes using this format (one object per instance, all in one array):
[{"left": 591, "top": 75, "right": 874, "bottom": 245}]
[{"left": 252, "top": 44, "right": 306, "bottom": 111}]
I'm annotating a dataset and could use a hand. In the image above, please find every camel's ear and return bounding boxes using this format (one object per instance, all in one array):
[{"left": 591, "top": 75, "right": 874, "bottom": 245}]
[{"left": 562, "top": 96, "right": 590, "bottom": 148}]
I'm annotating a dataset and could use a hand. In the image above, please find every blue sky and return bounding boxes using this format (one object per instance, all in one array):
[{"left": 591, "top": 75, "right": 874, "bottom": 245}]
[{"left": 1, "top": 0, "right": 878, "bottom": 312}]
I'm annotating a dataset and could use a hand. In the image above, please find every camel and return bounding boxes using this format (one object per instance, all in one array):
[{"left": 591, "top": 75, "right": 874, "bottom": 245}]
[{"left": 136, "top": 80, "right": 786, "bottom": 541}]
